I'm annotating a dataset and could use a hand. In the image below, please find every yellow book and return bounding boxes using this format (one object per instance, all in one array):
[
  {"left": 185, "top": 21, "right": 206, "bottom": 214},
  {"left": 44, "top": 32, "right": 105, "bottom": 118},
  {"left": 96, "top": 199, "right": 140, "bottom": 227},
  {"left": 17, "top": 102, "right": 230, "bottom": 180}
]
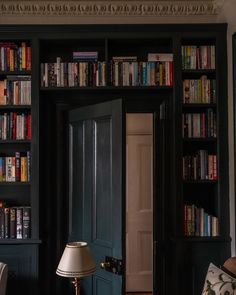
[
  {"left": 20, "top": 156, "right": 27, "bottom": 182},
  {"left": 10, "top": 49, "right": 14, "bottom": 71}
]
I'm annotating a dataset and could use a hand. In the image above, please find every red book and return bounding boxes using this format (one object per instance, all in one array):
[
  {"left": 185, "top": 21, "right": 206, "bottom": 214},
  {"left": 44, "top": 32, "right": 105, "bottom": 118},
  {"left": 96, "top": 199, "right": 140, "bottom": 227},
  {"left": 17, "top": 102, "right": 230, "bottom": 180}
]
[
  {"left": 27, "top": 113, "right": 31, "bottom": 140},
  {"left": 26, "top": 46, "right": 31, "bottom": 71}
]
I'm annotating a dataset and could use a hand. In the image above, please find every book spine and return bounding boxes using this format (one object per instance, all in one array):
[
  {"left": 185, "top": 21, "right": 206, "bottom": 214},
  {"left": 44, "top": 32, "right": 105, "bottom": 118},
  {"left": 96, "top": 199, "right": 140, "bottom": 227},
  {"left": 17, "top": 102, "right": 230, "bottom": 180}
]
[
  {"left": 27, "top": 151, "right": 31, "bottom": 182},
  {"left": 22, "top": 207, "right": 31, "bottom": 239},
  {"left": 20, "top": 156, "right": 27, "bottom": 182},
  {"left": 0, "top": 208, "right": 4, "bottom": 239},
  {"left": 16, "top": 207, "right": 23, "bottom": 239},
  {"left": 4, "top": 207, "right": 9, "bottom": 238},
  {"left": 10, "top": 207, "right": 16, "bottom": 238}
]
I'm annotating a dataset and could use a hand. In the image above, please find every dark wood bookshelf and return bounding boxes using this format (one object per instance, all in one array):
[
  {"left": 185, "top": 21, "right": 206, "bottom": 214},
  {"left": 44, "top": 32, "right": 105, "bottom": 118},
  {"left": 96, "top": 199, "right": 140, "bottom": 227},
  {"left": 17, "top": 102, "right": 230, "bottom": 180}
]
[
  {"left": 40, "top": 85, "right": 173, "bottom": 91},
  {"left": 182, "top": 69, "right": 216, "bottom": 74},
  {"left": 0, "top": 105, "right": 31, "bottom": 109},
  {"left": 182, "top": 103, "right": 217, "bottom": 109},
  {"left": 0, "top": 71, "right": 31, "bottom": 76},
  {"left": 183, "top": 180, "right": 218, "bottom": 184},
  {"left": 0, "top": 239, "right": 41, "bottom": 245},
  {"left": 181, "top": 237, "right": 230, "bottom": 243},
  {"left": 183, "top": 137, "right": 217, "bottom": 142},
  {"left": 0, "top": 24, "right": 230, "bottom": 295},
  {"left": 0, "top": 182, "right": 30, "bottom": 185},
  {"left": 0, "top": 140, "right": 31, "bottom": 143}
]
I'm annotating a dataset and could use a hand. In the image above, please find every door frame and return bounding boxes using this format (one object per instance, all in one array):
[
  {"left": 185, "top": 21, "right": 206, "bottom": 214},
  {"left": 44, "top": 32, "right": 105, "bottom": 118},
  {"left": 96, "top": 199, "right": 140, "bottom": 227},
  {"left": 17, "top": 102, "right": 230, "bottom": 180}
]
[
  {"left": 48, "top": 96, "right": 172, "bottom": 295},
  {"left": 124, "top": 97, "right": 172, "bottom": 295}
]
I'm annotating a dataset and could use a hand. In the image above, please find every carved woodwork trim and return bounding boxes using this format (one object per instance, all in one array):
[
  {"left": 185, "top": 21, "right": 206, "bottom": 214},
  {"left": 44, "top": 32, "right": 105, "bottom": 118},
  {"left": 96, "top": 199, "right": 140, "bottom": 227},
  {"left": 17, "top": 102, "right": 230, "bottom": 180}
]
[{"left": 0, "top": 0, "right": 224, "bottom": 17}]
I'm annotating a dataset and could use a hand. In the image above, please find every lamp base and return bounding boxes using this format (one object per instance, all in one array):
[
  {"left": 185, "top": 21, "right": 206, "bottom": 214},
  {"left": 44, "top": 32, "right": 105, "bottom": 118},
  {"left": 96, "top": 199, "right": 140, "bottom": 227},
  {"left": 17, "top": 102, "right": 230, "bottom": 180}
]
[{"left": 72, "top": 277, "right": 80, "bottom": 295}]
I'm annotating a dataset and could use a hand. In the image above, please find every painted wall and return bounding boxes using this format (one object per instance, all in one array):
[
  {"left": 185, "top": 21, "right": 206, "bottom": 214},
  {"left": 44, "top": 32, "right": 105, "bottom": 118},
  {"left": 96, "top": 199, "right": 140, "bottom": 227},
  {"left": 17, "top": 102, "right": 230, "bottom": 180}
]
[{"left": 0, "top": 0, "right": 235, "bottom": 254}]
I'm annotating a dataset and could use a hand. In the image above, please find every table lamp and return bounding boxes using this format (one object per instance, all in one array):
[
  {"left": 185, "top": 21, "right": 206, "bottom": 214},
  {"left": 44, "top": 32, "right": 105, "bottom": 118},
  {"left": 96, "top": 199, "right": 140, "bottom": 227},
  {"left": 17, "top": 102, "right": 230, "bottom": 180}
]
[{"left": 56, "top": 241, "right": 96, "bottom": 295}]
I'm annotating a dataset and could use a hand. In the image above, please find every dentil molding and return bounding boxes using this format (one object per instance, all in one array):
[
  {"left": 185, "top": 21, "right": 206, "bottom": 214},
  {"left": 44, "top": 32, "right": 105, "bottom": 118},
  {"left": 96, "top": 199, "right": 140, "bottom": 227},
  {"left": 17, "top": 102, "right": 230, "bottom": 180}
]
[{"left": 0, "top": 0, "right": 225, "bottom": 17}]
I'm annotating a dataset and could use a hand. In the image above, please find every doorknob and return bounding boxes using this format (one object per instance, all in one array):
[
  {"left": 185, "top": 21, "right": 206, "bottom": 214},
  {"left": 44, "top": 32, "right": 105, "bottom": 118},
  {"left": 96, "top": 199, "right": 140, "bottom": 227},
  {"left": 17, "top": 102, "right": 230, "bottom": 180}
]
[
  {"left": 100, "top": 256, "right": 123, "bottom": 275},
  {"left": 100, "top": 261, "right": 110, "bottom": 269}
]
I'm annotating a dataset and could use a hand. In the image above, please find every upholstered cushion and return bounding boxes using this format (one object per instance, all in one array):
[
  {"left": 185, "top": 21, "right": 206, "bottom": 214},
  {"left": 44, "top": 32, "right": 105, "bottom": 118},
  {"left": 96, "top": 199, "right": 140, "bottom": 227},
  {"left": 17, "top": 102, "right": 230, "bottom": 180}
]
[
  {"left": 0, "top": 262, "right": 8, "bottom": 295},
  {"left": 202, "top": 263, "right": 236, "bottom": 295},
  {"left": 223, "top": 257, "right": 236, "bottom": 278}
]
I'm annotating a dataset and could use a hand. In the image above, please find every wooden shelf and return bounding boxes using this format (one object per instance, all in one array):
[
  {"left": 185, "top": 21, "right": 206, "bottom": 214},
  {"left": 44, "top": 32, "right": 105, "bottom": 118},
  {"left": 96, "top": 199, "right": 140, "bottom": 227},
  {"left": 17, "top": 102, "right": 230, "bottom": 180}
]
[
  {"left": 181, "top": 237, "right": 231, "bottom": 243},
  {"left": 183, "top": 137, "right": 217, "bottom": 142},
  {"left": 0, "top": 140, "right": 31, "bottom": 144},
  {"left": 182, "top": 103, "right": 216, "bottom": 109},
  {"left": 0, "top": 105, "right": 31, "bottom": 109},
  {"left": 183, "top": 180, "right": 217, "bottom": 184},
  {"left": 0, "top": 70, "right": 31, "bottom": 76},
  {"left": 182, "top": 69, "right": 216, "bottom": 75},
  {"left": 0, "top": 182, "right": 30, "bottom": 186},
  {"left": 40, "top": 85, "right": 173, "bottom": 91},
  {"left": 0, "top": 239, "right": 41, "bottom": 245}
]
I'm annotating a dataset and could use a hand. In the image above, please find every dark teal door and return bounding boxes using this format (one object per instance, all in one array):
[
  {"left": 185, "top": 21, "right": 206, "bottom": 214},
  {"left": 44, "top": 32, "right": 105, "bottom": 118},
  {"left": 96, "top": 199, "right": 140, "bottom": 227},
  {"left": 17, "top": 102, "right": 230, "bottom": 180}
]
[{"left": 68, "top": 100, "right": 123, "bottom": 295}]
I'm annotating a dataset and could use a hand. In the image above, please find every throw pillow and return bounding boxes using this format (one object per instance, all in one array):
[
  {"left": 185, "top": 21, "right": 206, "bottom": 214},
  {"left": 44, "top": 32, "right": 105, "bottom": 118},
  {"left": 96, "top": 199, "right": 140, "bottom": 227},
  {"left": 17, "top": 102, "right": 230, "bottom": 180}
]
[{"left": 202, "top": 263, "right": 236, "bottom": 295}]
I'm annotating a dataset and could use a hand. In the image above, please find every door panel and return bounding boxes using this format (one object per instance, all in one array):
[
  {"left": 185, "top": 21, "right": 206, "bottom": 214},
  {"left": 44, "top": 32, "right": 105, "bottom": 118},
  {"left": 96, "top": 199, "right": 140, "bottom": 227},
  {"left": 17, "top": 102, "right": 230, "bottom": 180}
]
[
  {"left": 69, "top": 100, "right": 123, "bottom": 295},
  {"left": 126, "top": 114, "right": 153, "bottom": 292}
]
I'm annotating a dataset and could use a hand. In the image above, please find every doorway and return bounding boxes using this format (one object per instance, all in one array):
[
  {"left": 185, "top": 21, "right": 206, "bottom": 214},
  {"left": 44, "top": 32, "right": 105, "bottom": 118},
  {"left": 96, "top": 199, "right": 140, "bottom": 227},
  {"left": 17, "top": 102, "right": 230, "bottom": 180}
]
[
  {"left": 66, "top": 99, "right": 169, "bottom": 295},
  {"left": 126, "top": 114, "right": 153, "bottom": 295}
]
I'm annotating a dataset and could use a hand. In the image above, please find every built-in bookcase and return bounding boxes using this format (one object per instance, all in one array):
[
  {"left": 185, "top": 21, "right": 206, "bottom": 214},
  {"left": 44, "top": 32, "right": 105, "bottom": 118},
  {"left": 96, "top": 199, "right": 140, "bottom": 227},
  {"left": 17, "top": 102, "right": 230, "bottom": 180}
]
[
  {"left": 0, "top": 40, "right": 32, "bottom": 239},
  {"left": 0, "top": 37, "right": 39, "bottom": 295},
  {"left": 181, "top": 40, "right": 220, "bottom": 238},
  {"left": 0, "top": 24, "right": 230, "bottom": 295}
]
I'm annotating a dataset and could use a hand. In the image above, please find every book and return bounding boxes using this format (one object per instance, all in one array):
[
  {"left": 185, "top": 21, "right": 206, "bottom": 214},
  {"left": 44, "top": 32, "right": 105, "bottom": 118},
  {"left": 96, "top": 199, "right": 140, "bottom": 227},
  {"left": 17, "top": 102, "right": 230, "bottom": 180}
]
[
  {"left": 10, "top": 207, "right": 16, "bottom": 238},
  {"left": 0, "top": 203, "right": 4, "bottom": 239},
  {"left": 112, "top": 56, "right": 137, "bottom": 61},
  {"left": 73, "top": 51, "right": 98, "bottom": 61},
  {"left": 15, "top": 152, "right": 20, "bottom": 182},
  {"left": 22, "top": 207, "right": 31, "bottom": 239},
  {"left": 147, "top": 53, "right": 173, "bottom": 62},
  {"left": 0, "top": 80, "right": 6, "bottom": 105},
  {"left": 20, "top": 156, "right": 27, "bottom": 182},
  {"left": 16, "top": 207, "right": 23, "bottom": 239},
  {"left": 4, "top": 207, "right": 10, "bottom": 238}
]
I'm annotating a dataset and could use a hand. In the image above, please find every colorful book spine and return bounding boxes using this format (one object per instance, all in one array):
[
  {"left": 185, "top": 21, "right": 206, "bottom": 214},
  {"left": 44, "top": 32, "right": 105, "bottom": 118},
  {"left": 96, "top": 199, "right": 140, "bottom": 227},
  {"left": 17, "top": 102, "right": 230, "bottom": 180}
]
[{"left": 23, "top": 207, "right": 31, "bottom": 239}]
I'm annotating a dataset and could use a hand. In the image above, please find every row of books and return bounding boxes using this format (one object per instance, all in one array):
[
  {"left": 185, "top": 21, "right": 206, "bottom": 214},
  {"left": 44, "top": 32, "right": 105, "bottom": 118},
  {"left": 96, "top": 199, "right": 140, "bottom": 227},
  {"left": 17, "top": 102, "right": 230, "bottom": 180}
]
[
  {"left": 0, "top": 152, "right": 31, "bottom": 182},
  {"left": 0, "top": 112, "right": 31, "bottom": 140},
  {"left": 41, "top": 61, "right": 106, "bottom": 87},
  {"left": 183, "top": 151, "right": 217, "bottom": 180},
  {"left": 182, "top": 110, "right": 216, "bottom": 138},
  {"left": 184, "top": 204, "right": 219, "bottom": 237},
  {"left": 0, "top": 42, "right": 31, "bottom": 72},
  {"left": 182, "top": 45, "right": 215, "bottom": 70},
  {"left": 183, "top": 76, "right": 216, "bottom": 104},
  {"left": 0, "top": 76, "right": 31, "bottom": 105},
  {"left": 110, "top": 61, "right": 173, "bottom": 86},
  {"left": 0, "top": 203, "right": 31, "bottom": 239}
]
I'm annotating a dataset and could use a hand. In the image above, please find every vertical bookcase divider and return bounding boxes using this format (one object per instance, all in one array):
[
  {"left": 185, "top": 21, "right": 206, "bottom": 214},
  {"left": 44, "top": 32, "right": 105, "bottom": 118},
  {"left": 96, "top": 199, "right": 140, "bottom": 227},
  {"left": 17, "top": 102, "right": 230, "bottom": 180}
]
[{"left": 31, "top": 37, "right": 40, "bottom": 240}]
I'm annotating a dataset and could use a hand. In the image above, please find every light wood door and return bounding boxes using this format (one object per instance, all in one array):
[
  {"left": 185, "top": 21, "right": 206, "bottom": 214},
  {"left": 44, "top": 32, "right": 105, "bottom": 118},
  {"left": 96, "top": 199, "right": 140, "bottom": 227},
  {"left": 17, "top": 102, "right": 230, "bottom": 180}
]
[{"left": 126, "top": 114, "right": 153, "bottom": 292}]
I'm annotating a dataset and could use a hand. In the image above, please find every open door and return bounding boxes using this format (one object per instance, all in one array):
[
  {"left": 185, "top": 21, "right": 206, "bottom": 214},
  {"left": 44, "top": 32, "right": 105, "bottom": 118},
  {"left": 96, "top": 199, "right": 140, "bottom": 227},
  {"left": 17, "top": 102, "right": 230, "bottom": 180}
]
[{"left": 68, "top": 99, "right": 124, "bottom": 295}]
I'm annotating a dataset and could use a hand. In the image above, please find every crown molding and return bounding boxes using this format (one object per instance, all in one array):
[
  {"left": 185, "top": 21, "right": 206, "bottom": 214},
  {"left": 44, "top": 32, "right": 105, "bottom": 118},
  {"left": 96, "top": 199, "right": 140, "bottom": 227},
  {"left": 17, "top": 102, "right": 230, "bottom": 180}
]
[{"left": 0, "top": 0, "right": 224, "bottom": 17}]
